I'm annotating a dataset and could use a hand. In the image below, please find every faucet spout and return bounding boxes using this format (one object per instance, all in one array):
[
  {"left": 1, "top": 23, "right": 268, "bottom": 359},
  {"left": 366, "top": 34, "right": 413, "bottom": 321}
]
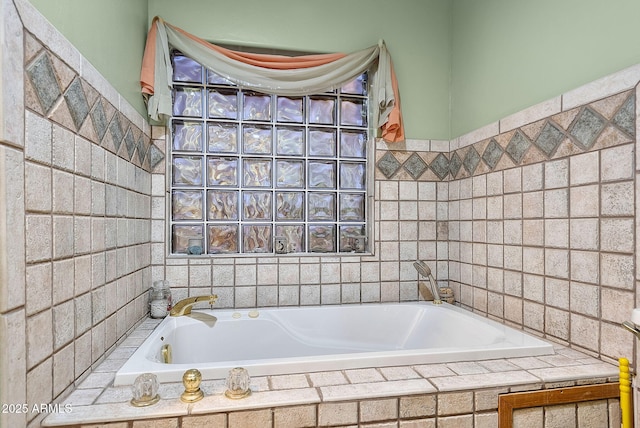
[{"left": 170, "top": 295, "right": 218, "bottom": 317}]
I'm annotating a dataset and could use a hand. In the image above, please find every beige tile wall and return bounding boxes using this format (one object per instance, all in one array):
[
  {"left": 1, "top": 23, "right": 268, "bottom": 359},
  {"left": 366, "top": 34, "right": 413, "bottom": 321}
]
[
  {"left": 20, "top": 84, "right": 151, "bottom": 426},
  {"left": 3, "top": 1, "right": 639, "bottom": 427},
  {"left": 151, "top": 133, "right": 447, "bottom": 308},
  {"left": 0, "top": 1, "right": 154, "bottom": 426},
  {"left": 447, "top": 90, "right": 638, "bottom": 365}
]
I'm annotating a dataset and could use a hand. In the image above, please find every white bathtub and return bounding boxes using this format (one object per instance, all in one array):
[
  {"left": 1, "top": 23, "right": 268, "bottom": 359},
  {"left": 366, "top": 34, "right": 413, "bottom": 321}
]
[{"left": 114, "top": 302, "right": 554, "bottom": 385}]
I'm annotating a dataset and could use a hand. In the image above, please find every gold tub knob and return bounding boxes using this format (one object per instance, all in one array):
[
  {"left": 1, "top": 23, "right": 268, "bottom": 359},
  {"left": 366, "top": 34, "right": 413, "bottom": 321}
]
[{"left": 180, "top": 368, "right": 204, "bottom": 403}]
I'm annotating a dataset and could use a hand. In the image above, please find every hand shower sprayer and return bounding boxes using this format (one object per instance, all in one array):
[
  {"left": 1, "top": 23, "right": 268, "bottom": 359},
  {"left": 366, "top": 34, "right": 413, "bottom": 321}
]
[{"left": 413, "top": 260, "right": 442, "bottom": 304}]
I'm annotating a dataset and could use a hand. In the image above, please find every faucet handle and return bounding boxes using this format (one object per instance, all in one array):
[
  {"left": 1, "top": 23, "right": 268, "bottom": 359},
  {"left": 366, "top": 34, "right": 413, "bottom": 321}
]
[{"left": 209, "top": 295, "right": 218, "bottom": 305}]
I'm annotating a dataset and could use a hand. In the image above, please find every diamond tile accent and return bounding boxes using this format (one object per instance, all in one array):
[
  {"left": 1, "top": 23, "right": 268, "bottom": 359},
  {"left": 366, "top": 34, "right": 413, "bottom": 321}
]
[
  {"left": 377, "top": 152, "right": 401, "bottom": 178},
  {"left": 149, "top": 144, "right": 165, "bottom": 170},
  {"left": 91, "top": 101, "right": 109, "bottom": 141},
  {"left": 612, "top": 94, "right": 635, "bottom": 136},
  {"left": 136, "top": 135, "right": 148, "bottom": 165},
  {"left": 403, "top": 153, "right": 428, "bottom": 179},
  {"left": 124, "top": 128, "right": 136, "bottom": 160},
  {"left": 376, "top": 88, "right": 634, "bottom": 184},
  {"left": 463, "top": 146, "right": 480, "bottom": 175},
  {"left": 64, "top": 77, "right": 90, "bottom": 130},
  {"left": 449, "top": 152, "right": 462, "bottom": 177},
  {"left": 570, "top": 107, "right": 605, "bottom": 149},
  {"left": 109, "top": 115, "right": 124, "bottom": 151},
  {"left": 481, "top": 139, "right": 503, "bottom": 169},
  {"left": 505, "top": 130, "right": 531, "bottom": 164},
  {"left": 430, "top": 153, "right": 450, "bottom": 180},
  {"left": 23, "top": 44, "right": 153, "bottom": 173},
  {"left": 535, "top": 121, "right": 564, "bottom": 156},
  {"left": 27, "top": 53, "right": 61, "bottom": 113}
]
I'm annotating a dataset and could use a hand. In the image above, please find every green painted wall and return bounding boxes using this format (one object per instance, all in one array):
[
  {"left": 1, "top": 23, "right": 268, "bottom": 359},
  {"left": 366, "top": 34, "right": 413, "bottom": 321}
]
[
  {"left": 28, "top": 0, "right": 149, "bottom": 117},
  {"left": 451, "top": 0, "right": 640, "bottom": 138},
  {"left": 28, "top": 0, "right": 640, "bottom": 140},
  {"left": 147, "top": 0, "right": 452, "bottom": 140},
  {"left": 29, "top": 0, "right": 452, "bottom": 140}
]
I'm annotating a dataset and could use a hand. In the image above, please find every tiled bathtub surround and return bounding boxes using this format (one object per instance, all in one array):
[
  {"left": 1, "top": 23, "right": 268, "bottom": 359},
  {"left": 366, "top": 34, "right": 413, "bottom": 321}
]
[
  {"left": 0, "top": 1, "right": 153, "bottom": 426},
  {"left": 2, "top": 1, "right": 640, "bottom": 427},
  {"left": 43, "top": 319, "right": 620, "bottom": 428},
  {"left": 371, "top": 88, "right": 639, "bottom": 368},
  {"left": 445, "top": 90, "right": 637, "bottom": 365},
  {"left": 154, "top": 83, "right": 639, "bottom": 366}
]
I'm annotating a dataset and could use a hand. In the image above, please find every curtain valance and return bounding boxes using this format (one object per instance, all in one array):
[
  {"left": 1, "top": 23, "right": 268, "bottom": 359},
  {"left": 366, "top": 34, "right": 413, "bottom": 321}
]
[{"left": 140, "top": 17, "right": 404, "bottom": 142}]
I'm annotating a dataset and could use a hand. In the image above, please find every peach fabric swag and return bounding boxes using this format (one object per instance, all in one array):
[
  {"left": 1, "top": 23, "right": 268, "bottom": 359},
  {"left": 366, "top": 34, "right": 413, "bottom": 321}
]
[{"left": 140, "top": 17, "right": 404, "bottom": 143}]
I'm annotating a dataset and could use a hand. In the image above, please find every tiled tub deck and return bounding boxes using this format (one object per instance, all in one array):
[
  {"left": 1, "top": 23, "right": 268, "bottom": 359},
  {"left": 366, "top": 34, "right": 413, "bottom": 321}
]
[{"left": 42, "top": 318, "right": 621, "bottom": 428}]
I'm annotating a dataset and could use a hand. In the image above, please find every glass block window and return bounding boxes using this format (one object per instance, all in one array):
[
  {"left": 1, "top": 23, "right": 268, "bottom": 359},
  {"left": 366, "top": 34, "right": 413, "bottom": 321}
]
[{"left": 169, "top": 52, "right": 370, "bottom": 255}]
